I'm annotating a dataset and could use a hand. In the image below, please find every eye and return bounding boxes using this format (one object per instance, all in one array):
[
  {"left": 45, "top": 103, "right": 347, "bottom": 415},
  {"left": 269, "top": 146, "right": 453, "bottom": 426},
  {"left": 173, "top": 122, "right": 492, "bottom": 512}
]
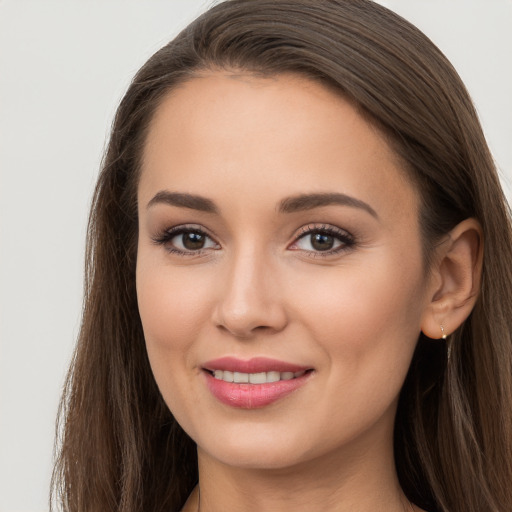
[
  {"left": 289, "top": 224, "right": 355, "bottom": 256},
  {"left": 152, "top": 225, "right": 220, "bottom": 255},
  {"left": 172, "top": 230, "right": 217, "bottom": 251}
]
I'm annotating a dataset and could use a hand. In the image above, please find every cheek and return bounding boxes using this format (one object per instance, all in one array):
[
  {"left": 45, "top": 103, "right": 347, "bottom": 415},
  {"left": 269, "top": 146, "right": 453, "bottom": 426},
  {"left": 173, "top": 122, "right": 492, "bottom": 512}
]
[
  {"left": 289, "top": 253, "right": 425, "bottom": 378},
  {"left": 136, "top": 260, "right": 210, "bottom": 352},
  {"left": 135, "top": 255, "right": 215, "bottom": 435},
  {"left": 285, "top": 259, "right": 426, "bottom": 438},
  {"left": 135, "top": 253, "right": 217, "bottom": 414}
]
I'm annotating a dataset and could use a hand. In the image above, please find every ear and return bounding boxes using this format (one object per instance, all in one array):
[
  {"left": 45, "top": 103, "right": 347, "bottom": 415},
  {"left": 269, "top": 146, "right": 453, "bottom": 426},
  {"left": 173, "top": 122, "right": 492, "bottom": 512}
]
[{"left": 421, "top": 218, "right": 483, "bottom": 339}]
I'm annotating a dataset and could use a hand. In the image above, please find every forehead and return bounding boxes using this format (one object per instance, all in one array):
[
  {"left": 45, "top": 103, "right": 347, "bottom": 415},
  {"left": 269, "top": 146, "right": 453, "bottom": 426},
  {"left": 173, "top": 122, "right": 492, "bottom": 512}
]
[{"left": 139, "top": 72, "right": 418, "bottom": 222}]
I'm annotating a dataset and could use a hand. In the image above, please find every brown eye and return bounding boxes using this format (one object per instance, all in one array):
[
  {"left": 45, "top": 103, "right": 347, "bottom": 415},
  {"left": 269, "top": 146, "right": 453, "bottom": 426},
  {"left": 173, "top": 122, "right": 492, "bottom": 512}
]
[
  {"left": 153, "top": 226, "right": 220, "bottom": 254},
  {"left": 310, "top": 233, "right": 335, "bottom": 251},
  {"left": 290, "top": 225, "right": 355, "bottom": 256},
  {"left": 181, "top": 232, "right": 207, "bottom": 250}
]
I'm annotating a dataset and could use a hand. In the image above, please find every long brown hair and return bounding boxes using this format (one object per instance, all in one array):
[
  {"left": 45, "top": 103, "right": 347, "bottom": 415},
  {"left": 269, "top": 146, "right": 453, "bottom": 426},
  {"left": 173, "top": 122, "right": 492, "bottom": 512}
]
[{"left": 52, "top": 1, "right": 512, "bottom": 511}]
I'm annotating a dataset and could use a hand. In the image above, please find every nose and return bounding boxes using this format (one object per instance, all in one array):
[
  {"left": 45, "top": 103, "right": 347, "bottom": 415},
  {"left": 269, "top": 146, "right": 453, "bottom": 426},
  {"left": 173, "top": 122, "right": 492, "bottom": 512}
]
[{"left": 212, "top": 247, "right": 288, "bottom": 339}]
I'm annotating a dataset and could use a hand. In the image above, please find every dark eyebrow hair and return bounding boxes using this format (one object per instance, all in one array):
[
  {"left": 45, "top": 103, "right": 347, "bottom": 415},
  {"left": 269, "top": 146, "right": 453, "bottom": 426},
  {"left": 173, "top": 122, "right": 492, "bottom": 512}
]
[
  {"left": 278, "top": 192, "right": 378, "bottom": 218},
  {"left": 147, "top": 191, "right": 219, "bottom": 213},
  {"left": 147, "top": 190, "right": 377, "bottom": 219}
]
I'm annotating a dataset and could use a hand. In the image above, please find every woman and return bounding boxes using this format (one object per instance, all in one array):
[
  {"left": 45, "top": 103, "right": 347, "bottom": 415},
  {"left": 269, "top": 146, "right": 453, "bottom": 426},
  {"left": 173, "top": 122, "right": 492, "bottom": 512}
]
[{"left": 51, "top": 1, "right": 512, "bottom": 511}]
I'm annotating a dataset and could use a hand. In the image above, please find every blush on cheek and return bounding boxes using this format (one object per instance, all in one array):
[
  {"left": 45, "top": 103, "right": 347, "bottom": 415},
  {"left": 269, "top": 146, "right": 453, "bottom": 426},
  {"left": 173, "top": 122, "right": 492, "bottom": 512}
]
[
  {"left": 295, "top": 261, "right": 424, "bottom": 363},
  {"left": 137, "top": 257, "right": 207, "bottom": 333}
]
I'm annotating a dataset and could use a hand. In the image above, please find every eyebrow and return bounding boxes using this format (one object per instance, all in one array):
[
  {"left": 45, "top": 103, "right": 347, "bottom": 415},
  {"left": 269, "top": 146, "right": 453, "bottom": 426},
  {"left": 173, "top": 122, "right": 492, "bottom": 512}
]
[
  {"left": 146, "top": 190, "right": 377, "bottom": 219},
  {"left": 147, "top": 191, "right": 219, "bottom": 213},
  {"left": 278, "top": 192, "right": 378, "bottom": 218}
]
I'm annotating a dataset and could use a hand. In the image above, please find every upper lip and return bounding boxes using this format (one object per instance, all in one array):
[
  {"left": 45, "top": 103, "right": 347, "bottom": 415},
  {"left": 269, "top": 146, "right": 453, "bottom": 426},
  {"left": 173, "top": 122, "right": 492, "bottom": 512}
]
[{"left": 202, "top": 356, "right": 311, "bottom": 374}]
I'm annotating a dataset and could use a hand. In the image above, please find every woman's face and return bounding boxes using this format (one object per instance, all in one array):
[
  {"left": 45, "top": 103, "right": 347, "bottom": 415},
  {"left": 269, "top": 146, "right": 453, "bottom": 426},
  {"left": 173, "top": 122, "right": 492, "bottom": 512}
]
[{"left": 136, "top": 72, "right": 433, "bottom": 470}]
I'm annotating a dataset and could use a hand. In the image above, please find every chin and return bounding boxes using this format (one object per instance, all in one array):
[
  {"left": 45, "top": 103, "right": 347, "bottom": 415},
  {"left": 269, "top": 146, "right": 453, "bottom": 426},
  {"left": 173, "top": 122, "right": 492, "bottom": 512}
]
[
  {"left": 201, "top": 441, "right": 307, "bottom": 470},
  {"left": 192, "top": 419, "right": 331, "bottom": 471}
]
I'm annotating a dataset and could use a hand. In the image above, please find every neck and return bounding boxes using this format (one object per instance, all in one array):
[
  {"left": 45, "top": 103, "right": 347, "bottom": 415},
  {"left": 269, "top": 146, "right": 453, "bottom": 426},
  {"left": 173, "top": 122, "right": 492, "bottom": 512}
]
[{"left": 194, "top": 430, "right": 412, "bottom": 512}]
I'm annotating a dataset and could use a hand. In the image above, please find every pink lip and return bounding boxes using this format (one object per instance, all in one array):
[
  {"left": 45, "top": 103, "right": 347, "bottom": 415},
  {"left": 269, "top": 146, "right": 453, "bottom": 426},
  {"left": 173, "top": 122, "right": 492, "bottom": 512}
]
[{"left": 202, "top": 357, "right": 313, "bottom": 409}]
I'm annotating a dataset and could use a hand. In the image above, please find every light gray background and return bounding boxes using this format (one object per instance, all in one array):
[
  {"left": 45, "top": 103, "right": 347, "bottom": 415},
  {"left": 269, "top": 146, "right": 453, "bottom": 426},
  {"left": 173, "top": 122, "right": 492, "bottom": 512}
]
[{"left": 0, "top": 1, "right": 510, "bottom": 511}]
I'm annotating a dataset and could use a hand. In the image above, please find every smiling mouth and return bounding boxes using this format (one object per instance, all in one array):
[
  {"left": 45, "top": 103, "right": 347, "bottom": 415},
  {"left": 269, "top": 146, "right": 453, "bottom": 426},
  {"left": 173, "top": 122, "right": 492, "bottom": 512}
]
[
  {"left": 201, "top": 357, "right": 314, "bottom": 407},
  {"left": 205, "top": 369, "right": 311, "bottom": 384}
]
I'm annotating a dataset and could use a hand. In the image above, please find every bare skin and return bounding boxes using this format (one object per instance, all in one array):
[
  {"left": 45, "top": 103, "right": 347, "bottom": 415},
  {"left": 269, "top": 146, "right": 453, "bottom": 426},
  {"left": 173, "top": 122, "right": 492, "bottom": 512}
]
[{"left": 137, "top": 72, "right": 481, "bottom": 512}]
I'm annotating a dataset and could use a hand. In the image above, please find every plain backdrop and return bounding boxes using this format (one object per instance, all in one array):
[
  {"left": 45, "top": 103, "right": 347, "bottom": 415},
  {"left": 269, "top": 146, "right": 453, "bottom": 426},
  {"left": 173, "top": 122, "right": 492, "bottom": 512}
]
[{"left": 0, "top": 1, "right": 510, "bottom": 511}]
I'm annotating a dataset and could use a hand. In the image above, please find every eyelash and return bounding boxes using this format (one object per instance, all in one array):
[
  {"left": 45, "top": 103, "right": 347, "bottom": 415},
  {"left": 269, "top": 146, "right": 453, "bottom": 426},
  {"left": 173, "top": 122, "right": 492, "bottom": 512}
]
[
  {"left": 291, "top": 224, "right": 355, "bottom": 257},
  {"left": 152, "top": 223, "right": 356, "bottom": 258},
  {"left": 151, "top": 224, "right": 218, "bottom": 256}
]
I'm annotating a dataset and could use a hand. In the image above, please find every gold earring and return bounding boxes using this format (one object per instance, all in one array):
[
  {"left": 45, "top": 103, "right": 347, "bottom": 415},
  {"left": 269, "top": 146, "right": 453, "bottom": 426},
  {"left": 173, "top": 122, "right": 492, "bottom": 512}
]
[{"left": 440, "top": 324, "right": 452, "bottom": 363}]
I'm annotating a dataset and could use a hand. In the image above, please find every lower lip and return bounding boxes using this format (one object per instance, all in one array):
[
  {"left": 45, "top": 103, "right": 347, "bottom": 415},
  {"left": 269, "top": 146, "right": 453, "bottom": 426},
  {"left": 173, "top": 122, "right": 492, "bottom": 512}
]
[{"left": 204, "top": 371, "right": 312, "bottom": 409}]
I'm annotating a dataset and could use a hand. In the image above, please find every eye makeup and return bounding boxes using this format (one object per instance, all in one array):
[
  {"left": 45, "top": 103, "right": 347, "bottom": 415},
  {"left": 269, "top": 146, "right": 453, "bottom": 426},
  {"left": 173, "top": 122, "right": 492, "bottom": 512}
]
[
  {"left": 151, "top": 224, "right": 220, "bottom": 256},
  {"left": 289, "top": 223, "right": 356, "bottom": 258},
  {"left": 151, "top": 221, "right": 356, "bottom": 259}
]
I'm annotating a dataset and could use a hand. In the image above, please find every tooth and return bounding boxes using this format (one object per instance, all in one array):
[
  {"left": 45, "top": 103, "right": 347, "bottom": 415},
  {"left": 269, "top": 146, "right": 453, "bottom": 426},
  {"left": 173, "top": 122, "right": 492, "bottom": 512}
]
[
  {"left": 213, "top": 370, "right": 305, "bottom": 384},
  {"left": 234, "top": 372, "right": 249, "bottom": 383},
  {"left": 249, "top": 372, "right": 267, "bottom": 384},
  {"left": 266, "top": 371, "right": 280, "bottom": 383}
]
